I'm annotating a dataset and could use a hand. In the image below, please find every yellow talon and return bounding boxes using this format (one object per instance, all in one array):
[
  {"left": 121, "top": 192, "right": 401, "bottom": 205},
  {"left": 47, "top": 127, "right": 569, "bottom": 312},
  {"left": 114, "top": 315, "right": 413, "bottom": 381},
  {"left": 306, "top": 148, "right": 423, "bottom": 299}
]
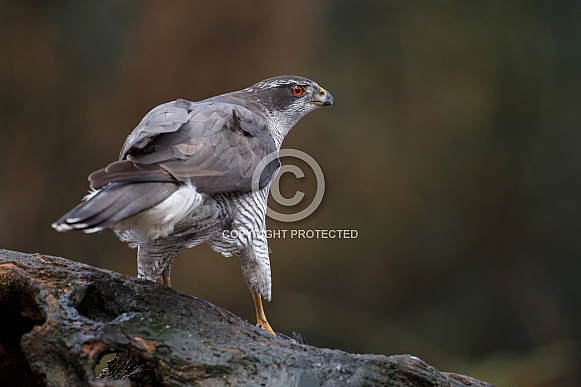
[{"left": 252, "top": 290, "right": 275, "bottom": 335}]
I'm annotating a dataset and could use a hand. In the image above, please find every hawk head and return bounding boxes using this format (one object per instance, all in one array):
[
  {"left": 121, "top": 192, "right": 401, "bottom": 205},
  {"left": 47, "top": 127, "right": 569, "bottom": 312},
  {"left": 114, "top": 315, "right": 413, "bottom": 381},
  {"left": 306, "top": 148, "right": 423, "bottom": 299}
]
[{"left": 245, "top": 75, "right": 334, "bottom": 131}]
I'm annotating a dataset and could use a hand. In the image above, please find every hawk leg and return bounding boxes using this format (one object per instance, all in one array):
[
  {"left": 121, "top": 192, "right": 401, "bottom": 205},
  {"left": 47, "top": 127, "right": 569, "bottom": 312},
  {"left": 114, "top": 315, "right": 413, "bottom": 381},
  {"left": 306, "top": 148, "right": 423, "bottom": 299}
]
[
  {"left": 161, "top": 258, "right": 173, "bottom": 287},
  {"left": 252, "top": 289, "right": 275, "bottom": 335}
]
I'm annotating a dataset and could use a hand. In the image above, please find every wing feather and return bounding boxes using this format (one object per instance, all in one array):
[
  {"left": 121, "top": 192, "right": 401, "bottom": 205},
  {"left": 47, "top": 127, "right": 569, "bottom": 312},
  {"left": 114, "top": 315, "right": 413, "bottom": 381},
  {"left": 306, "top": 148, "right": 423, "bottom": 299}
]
[{"left": 91, "top": 98, "right": 280, "bottom": 194}]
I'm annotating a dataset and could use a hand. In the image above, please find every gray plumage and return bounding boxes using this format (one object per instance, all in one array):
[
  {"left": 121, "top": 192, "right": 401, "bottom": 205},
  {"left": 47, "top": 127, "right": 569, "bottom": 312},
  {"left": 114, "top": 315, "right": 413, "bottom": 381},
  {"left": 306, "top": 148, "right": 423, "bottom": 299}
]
[{"left": 52, "top": 75, "right": 333, "bottom": 334}]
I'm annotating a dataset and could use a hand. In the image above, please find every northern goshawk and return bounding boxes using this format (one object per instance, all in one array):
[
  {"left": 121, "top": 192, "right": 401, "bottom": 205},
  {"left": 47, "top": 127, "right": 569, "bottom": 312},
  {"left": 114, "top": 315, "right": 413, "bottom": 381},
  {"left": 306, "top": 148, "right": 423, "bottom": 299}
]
[{"left": 52, "top": 75, "right": 334, "bottom": 334}]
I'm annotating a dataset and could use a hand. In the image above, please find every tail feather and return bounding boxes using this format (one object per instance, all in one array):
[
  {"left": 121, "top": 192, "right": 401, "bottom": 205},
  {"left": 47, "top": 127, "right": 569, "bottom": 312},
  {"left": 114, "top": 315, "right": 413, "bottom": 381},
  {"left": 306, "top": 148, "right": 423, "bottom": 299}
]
[{"left": 52, "top": 182, "right": 179, "bottom": 233}]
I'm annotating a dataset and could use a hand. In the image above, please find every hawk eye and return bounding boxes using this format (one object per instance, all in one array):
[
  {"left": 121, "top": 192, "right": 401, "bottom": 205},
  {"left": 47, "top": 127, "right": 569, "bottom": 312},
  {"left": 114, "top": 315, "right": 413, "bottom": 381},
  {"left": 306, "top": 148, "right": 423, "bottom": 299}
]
[{"left": 290, "top": 85, "right": 305, "bottom": 97}]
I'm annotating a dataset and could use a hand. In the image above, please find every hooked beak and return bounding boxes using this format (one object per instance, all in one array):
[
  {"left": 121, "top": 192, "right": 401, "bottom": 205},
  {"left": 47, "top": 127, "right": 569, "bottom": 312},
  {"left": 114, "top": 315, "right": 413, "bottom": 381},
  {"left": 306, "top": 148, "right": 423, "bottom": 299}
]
[{"left": 310, "top": 86, "right": 334, "bottom": 108}]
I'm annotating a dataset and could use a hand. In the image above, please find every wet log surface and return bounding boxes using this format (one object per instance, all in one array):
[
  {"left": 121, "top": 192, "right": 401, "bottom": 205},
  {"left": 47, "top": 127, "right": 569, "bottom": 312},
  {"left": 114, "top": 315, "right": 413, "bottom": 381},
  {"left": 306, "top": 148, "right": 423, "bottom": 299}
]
[{"left": 0, "top": 249, "right": 492, "bottom": 386}]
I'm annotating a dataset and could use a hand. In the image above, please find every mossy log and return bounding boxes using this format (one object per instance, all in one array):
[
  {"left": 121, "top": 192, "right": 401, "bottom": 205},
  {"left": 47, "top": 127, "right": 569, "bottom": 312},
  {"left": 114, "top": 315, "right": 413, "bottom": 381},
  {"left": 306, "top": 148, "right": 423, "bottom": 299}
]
[{"left": 0, "top": 249, "right": 492, "bottom": 386}]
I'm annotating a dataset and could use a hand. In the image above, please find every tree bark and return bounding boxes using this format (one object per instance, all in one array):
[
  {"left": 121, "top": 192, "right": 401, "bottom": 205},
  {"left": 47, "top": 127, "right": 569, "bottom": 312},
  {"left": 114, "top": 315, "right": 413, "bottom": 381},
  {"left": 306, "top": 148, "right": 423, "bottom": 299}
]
[{"left": 0, "top": 249, "right": 492, "bottom": 386}]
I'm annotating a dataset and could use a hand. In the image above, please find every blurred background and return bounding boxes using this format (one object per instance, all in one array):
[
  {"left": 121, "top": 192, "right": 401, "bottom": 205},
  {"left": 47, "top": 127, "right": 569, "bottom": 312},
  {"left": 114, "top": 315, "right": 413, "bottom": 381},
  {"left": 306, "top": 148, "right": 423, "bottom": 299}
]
[{"left": 1, "top": 1, "right": 580, "bottom": 385}]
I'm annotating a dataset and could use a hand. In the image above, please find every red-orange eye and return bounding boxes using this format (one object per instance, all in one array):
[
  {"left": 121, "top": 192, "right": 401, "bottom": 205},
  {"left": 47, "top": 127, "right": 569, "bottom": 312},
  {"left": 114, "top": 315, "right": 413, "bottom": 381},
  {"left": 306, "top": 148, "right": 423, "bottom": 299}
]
[{"left": 291, "top": 85, "right": 305, "bottom": 97}]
